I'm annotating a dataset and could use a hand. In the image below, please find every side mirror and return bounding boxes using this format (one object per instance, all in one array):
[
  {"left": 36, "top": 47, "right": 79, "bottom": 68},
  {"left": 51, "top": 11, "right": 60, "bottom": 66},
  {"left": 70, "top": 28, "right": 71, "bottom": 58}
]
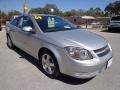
[{"left": 22, "top": 26, "right": 36, "bottom": 34}]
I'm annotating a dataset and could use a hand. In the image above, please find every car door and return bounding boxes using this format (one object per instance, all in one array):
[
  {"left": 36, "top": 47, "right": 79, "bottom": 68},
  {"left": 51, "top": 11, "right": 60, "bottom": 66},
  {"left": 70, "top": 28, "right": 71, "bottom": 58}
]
[
  {"left": 8, "top": 16, "right": 25, "bottom": 48},
  {"left": 18, "top": 16, "right": 40, "bottom": 58}
]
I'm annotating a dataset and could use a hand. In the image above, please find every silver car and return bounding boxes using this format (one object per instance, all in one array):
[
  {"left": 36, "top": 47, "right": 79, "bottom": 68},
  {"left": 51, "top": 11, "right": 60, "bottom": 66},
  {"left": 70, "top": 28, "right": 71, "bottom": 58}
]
[{"left": 6, "top": 14, "right": 113, "bottom": 79}]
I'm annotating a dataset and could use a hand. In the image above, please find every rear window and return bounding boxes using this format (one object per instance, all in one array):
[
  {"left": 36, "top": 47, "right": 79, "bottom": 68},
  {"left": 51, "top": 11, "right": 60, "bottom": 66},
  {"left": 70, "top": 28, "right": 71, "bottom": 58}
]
[{"left": 111, "top": 16, "right": 120, "bottom": 21}]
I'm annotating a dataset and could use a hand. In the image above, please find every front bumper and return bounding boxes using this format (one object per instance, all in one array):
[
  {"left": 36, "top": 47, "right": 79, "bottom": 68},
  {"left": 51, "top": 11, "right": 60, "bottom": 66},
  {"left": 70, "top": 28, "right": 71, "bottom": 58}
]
[
  {"left": 58, "top": 48, "right": 113, "bottom": 79},
  {"left": 73, "top": 58, "right": 113, "bottom": 78}
]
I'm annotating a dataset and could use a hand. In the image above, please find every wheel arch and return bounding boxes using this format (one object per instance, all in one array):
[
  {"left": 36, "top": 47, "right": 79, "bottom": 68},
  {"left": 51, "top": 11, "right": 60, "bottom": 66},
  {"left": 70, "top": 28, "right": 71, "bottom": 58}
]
[{"left": 38, "top": 46, "right": 63, "bottom": 73}]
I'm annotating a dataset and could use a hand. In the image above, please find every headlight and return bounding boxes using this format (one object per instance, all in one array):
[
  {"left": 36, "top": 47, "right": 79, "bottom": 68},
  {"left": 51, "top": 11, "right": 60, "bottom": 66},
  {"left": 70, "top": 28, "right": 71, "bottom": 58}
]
[{"left": 64, "top": 46, "right": 93, "bottom": 60}]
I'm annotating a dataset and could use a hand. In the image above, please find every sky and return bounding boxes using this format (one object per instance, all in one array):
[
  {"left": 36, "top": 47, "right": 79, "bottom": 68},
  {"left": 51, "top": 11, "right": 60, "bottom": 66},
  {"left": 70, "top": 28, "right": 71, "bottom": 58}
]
[{"left": 0, "top": 0, "right": 116, "bottom": 13}]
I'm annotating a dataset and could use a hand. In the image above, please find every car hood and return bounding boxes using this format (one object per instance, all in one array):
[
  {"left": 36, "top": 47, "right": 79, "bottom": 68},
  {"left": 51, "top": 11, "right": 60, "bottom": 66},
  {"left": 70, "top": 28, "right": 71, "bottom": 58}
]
[{"left": 44, "top": 29, "right": 108, "bottom": 50}]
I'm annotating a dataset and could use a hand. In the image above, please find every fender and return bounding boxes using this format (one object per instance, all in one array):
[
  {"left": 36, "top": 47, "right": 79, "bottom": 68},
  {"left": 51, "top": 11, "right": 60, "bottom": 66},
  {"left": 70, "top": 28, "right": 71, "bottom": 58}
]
[{"left": 38, "top": 41, "right": 64, "bottom": 73}]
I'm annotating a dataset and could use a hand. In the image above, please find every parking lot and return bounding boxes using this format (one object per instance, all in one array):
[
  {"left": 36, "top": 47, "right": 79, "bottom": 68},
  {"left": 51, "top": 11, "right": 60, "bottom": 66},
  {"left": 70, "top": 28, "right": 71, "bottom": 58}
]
[{"left": 0, "top": 28, "right": 120, "bottom": 90}]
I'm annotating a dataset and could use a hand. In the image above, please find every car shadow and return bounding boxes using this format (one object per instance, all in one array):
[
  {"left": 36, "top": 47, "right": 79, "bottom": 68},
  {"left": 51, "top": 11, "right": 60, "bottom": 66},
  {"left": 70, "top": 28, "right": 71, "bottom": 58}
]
[
  {"left": 13, "top": 47, "right": 94, "bottom": 85},
  {"left": 56, "top": 74, "right": 94, "bottom": 85},
  {"left": 101, "top": 29, "right": 120, "bottom": 33}
]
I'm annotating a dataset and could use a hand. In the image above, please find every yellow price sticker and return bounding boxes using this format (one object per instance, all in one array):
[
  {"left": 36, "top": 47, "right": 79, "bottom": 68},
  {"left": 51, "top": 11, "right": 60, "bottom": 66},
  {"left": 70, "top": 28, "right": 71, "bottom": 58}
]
[{"left": 34, "top": 16, "right": 42, "bottom": 20}]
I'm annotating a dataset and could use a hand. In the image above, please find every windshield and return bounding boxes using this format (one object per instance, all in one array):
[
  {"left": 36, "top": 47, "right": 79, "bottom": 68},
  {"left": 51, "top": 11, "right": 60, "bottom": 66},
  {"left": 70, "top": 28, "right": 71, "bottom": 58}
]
[
  {"left": 111, "top": 16, "right": 120, "bottom": 21},
  {"left": 34, "top": 15, "right": 77, "bottom": 32}
]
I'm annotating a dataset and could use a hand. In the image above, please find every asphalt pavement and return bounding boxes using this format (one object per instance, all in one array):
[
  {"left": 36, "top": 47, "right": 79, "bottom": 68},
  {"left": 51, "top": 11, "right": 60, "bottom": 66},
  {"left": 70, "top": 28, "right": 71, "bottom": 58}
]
[{"left": 0, "top": 28, "right": 120, "bottom": 90}]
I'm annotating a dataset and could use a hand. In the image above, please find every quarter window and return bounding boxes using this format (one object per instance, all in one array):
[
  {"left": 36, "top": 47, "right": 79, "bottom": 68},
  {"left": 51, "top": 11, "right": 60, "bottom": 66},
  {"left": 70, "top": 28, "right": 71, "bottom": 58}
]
[{"left": 11, "top": 17, "right": 20, "bottom": 27}]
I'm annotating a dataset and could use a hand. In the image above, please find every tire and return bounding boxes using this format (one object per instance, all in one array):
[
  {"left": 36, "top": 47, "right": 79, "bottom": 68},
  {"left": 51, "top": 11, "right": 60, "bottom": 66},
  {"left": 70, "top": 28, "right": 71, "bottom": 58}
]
[
  {"left": 7, "top": 35, "right": 14, "bottom": 49},
  {"left": 39, "top": 50, "right": 60, "bottom": 79},
  {"left": 108, "top": 27, "right": 112, "bottom": 32}
]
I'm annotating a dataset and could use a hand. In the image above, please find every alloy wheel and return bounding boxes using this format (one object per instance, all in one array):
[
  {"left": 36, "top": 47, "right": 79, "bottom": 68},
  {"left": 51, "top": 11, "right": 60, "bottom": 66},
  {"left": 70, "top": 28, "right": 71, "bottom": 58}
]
[{"left": 42, "top": 54, "right": 55, "bottom": 74}]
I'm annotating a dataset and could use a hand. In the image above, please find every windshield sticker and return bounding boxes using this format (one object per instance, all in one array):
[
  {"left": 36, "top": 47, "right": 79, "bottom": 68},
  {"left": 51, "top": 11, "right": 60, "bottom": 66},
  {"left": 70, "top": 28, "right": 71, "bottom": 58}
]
[
  {"left": 34, "top": 16, "right": 42, "bottom": 20},
  {"left": 47, "top": 17, "right": 55, "bottom": 28}
]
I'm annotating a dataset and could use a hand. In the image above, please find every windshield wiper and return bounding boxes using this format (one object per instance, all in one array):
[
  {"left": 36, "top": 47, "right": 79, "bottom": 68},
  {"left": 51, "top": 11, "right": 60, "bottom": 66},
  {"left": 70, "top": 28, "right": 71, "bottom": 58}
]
[
  {"left": 44, "top": 28, "right": 76, "bottom": 32},
  {"left": 45, "top": 29, "right": 57, "bottom": 32}
]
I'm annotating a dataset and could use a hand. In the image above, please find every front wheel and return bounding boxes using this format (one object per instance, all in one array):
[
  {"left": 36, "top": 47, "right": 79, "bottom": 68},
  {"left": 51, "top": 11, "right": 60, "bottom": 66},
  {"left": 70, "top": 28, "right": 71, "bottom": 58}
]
[{"left": 39, "top": 50, "right": 60, "bottom": 79}]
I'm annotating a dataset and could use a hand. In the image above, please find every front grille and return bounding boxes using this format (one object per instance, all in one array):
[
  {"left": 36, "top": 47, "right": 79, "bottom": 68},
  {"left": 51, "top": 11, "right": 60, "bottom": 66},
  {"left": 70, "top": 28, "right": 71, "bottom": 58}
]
[{"left": 94, "top": 45, "right": 110, "bottom": 57}]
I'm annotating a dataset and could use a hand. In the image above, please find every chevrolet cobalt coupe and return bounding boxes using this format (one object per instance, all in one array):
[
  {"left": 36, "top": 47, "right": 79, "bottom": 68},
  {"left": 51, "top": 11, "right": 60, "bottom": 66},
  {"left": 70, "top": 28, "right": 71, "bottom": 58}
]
[{"left": 6, "top": 14, "right": 113, "bottom": 79}]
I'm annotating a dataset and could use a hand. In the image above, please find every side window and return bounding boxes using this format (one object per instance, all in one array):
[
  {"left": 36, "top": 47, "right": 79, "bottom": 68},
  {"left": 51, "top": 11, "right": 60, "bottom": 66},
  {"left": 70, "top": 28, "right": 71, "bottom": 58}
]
[
  {"left": 22, "top": 16, "right": 34, "bottom": 28},
  {"left": 11, "top": 17, "right": 20, "bottom": 27}
]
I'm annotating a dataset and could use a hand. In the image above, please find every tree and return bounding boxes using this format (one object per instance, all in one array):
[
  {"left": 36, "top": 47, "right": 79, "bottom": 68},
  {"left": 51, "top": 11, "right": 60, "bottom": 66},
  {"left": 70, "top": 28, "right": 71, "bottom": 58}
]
[
  {"left": 78, "top": 9, "right": 85, "bottom": 16},
  {"left": 29, "top": 4, "right": 61, "bottom": 15},
  {"left": 29, "top": 4, "right": 106, "bottom": 17},
  {"left": 94, "top": 8, "right": 104, "bottom": 17},
  {"left": 44, "top": 4, "right": 60, "bottom": 15},
  {"left": 85, "top": 8, "right": 104, "bottom": 17},
  {"left": 7, "top": 10, "right": 21, "bottom": 20},
  {"left": 105, "top": 1, "right": 120, "bottom": 16},
  {"left": 0, "top": 10, "right": 7, "bottom": 24},
  {"left": 29, "top": 8, "right": 45, "bottom": 14},
  {"left": 85, "top": 8, "right": 95, "bottom": 16},
  {"left": 63, "top": 9, "right": 79, "bottom": 17},
  {"left": 63, "top": 11, "right": 73, "bottom": 17},
  {"left": 0, "top": 10, "right": 7, "bottom": 19},
  {"left": 114, "top": 1, "right": 120, "bottom": 14},
  {"left": 105, "top": 3, "right": 115, "bottom": 16}
]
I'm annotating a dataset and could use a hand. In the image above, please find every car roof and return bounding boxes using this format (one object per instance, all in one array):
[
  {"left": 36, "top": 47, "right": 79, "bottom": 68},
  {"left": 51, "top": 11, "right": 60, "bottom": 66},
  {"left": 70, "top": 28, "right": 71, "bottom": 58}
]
[
  {"left": 10, "top": 14, "right": 58, "bottom": 22},
  {"left": 23, "top": 14, "right": 56, "bottom": 17}
]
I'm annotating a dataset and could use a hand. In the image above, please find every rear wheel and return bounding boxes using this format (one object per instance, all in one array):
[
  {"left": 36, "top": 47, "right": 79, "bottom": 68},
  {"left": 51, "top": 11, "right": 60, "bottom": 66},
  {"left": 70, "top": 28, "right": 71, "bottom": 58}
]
[
  {"left": 39, "top": 50, "right": 60, "bottom": 79},
  {"left": 7, "top": 35, "right": 14, "bottom": 49}
]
